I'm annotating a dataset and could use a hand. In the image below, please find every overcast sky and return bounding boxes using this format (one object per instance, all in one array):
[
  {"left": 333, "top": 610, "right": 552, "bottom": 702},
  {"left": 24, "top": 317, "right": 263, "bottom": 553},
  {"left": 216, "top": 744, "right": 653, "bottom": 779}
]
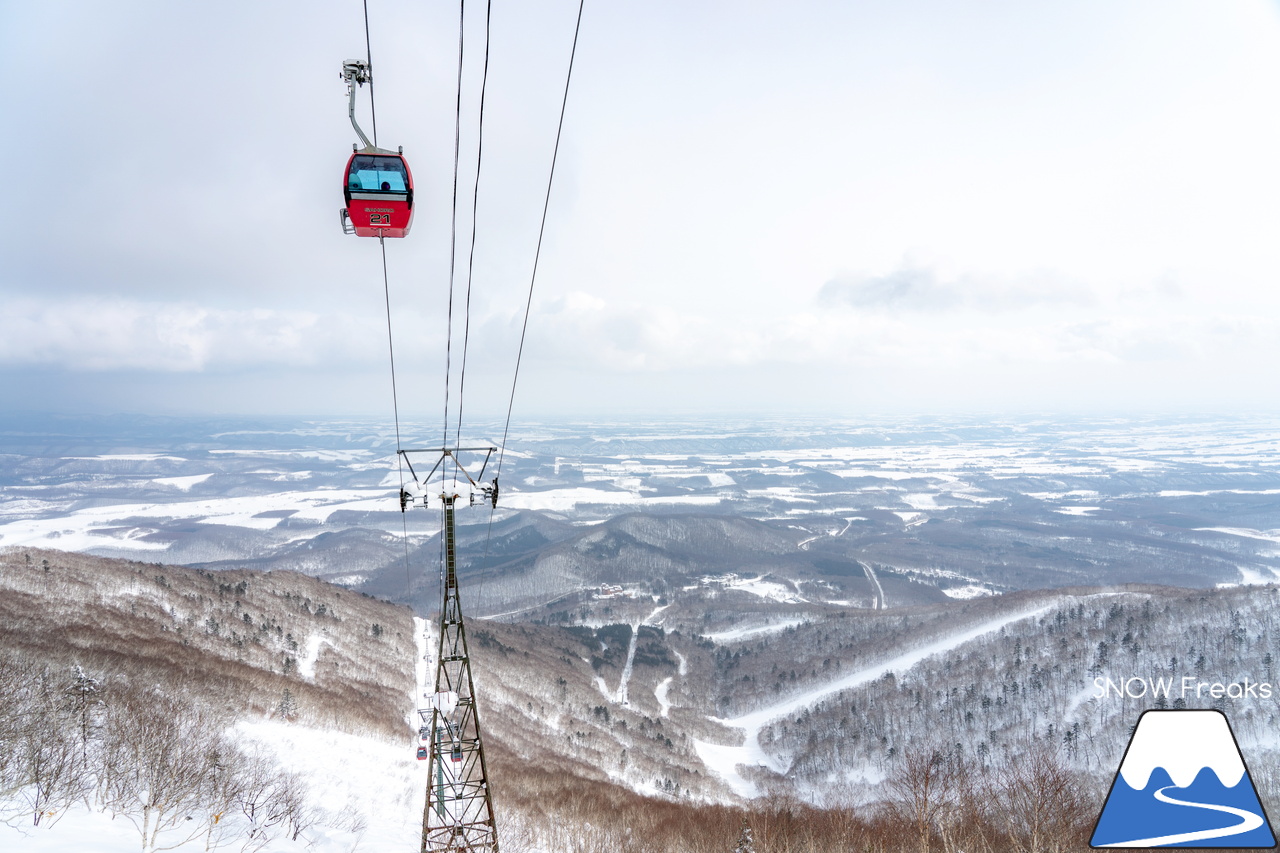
[{"left": 3, "top": 1, "right": 1279, "bottom": 423}]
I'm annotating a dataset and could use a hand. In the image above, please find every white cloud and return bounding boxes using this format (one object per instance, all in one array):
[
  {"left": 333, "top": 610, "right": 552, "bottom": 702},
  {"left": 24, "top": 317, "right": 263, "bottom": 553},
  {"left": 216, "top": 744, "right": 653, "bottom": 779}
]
[
  {"left": 518, "top": 288, "right": 1280, "bottom": 379},
  {"left": 817, "top": 266, "right": 1092, "bottom": 313},
  {"left": 4, "top": 1, "right": 1280, "bottom": 415},
  {"left": 0, "top": 298, "right": 388, "bottom": 372}
]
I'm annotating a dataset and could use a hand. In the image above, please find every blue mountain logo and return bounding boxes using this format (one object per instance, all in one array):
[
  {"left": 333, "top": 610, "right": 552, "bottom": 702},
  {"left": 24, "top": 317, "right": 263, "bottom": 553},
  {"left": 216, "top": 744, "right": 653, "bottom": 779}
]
[{"left": 1091, "top": 709, "right": 1276, "bottom": 848}]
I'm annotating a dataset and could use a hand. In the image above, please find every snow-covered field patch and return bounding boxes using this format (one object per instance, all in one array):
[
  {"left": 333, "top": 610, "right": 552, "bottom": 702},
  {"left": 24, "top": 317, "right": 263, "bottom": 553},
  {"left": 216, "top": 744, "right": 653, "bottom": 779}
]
[
  {"left": 152, "top": 473, "right": 214, "bottom": 490},
  {"left": 942, "top": 585, "right": 996, "bottom": 599}
]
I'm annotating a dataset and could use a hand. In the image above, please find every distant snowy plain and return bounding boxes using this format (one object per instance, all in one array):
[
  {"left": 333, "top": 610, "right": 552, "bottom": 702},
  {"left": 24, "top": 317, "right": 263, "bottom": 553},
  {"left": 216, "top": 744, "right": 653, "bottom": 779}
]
[{"left": 5, "top": 415, "right": 1280, "bottom": 592}]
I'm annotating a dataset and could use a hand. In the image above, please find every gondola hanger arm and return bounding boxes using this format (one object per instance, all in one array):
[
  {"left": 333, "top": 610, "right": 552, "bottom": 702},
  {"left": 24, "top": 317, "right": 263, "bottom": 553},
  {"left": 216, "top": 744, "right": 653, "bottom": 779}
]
[{"left": 341, "top": 59, "right": 397, "bottom": 155}]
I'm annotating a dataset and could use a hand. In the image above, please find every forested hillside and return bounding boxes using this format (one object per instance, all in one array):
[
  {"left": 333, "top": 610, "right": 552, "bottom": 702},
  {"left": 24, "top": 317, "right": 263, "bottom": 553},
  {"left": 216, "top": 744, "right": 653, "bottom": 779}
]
[
  {"left": 0, "top": 548, "right": 419, "bottom": 850},
  {"left": 4, "top": 547, "right": 1279, "bottom": 852}
]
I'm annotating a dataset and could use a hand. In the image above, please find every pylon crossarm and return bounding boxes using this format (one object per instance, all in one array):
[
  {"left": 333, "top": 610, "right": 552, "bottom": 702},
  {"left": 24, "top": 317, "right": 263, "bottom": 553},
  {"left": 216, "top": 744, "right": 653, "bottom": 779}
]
[{"left": 399, "top": 447, "right": 499, "bottom": 510}]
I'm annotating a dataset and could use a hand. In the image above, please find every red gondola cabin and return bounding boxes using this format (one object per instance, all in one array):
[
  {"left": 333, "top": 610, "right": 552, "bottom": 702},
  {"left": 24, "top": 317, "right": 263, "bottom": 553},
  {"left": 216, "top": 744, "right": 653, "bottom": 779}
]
[{"left": 342, "top": 152, "right": 414, "bottom": 238}]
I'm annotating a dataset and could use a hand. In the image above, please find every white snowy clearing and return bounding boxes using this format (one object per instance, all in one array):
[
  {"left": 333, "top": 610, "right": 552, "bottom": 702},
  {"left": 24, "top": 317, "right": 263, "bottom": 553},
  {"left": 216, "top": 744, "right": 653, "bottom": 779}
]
[
  {"left": 1230, "top": 565, "right": 1280, "bottom": 585},
  {"left": 0, "top": 720, "right": 428, "bottom": 853},
  {"left": 298, "top": 634, "right": 334, "bottom": 680},
  {"left": 654, "top": 649, "right": 689, "bottom": 718},
  {"left": 941, "top": 585, "right": 995, "bottom": 600},
  {"left": 693, "top": 603, "right": 1056, "bottom": 798},
  {"left": 701, "top": 573, "right": 806, "bottom": 605},
  {"left": 655, "top": 676, "right": 674, "bottom": 717}
]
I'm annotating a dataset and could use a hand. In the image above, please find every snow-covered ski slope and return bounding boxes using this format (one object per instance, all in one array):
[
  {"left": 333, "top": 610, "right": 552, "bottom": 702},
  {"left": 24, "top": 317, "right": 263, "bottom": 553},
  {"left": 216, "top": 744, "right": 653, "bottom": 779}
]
[{"left": 694, "top": 601, "right": 1057, "bottom": 797}]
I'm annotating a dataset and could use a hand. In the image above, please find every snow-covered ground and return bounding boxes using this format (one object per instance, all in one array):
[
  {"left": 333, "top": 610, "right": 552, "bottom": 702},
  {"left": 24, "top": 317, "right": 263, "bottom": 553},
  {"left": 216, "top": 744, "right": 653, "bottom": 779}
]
[
  {"left": 298, "top": 634, "right": 335, "bottom": 680},
  {"left": 699, "top": 573, "right": 806, "bottom": 605},
  {"left": 1055, "top": 506, "right": 1100, "bottom": 516},
  {"left": 654, "top": 676, "right": 674, "bottom": 717},
  {"left": 1197, "top": 527, "right": 1280, "bottom": 545},
  {"left": 0, "top": 719, "right": 428, "bottom": 853},
  {"left": 1224, "top": 565, "right": 1280, "bottom": 586},
  {"left": 941, "top": 584, "right": 995, "bottom": 599},
  {"left": 2, "top": 614, "right": 431, "bottom": 853}
]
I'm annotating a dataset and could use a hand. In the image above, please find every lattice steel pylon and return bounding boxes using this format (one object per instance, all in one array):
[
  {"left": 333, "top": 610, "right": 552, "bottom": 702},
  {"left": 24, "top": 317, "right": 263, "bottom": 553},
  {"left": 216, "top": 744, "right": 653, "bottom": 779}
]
[{"left": 418, "top": 485, "right": 498, "bottom": 853}]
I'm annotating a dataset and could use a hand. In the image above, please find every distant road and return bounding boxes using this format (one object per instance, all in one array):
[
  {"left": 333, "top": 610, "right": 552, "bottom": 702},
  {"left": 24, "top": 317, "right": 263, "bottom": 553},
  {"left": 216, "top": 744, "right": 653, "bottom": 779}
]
[{"left": 858, "top": 560, "right": 886, "bottom": 610}]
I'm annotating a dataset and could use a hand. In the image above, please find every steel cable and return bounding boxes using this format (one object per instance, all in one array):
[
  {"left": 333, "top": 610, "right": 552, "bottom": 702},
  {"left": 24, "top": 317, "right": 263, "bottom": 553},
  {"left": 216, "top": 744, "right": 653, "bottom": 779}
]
[
  {"left": 476, "top": 0, "right": 586, "bottom": 609},
  {"left": 452, "top": 0, "right": 492, "bottom": 457},
  {"left": 495, "top": 0, "right": 586, "bottom": 481},
  {"left": 362, "top": 0, "right": 378, "bottom": 146},
  {"left": 442, "top": 0, "right": 467, "bottom": 472}
]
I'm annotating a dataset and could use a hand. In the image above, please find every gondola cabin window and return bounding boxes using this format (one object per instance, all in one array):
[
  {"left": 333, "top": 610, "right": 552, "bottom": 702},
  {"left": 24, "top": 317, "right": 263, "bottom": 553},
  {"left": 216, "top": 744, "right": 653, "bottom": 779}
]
[{"left": 348, "top": 155, "right": 408, "bottom": 192}]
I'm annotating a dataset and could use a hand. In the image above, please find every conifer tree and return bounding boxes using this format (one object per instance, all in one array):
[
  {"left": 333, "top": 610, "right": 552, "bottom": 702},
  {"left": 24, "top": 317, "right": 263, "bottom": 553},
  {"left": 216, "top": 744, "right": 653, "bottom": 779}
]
[
  {"left": 277, "top": 688, "right": 298, "bottom": 721},
  {"left": 64, "top": 663, "right": 102, "bottom": 760}
]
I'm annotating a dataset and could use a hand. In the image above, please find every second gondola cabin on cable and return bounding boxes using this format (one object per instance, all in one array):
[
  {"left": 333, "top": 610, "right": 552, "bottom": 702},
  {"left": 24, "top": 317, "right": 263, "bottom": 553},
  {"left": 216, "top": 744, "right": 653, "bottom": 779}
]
[{"left": 339, "top": 58, "right": 414, "bottom": 238}]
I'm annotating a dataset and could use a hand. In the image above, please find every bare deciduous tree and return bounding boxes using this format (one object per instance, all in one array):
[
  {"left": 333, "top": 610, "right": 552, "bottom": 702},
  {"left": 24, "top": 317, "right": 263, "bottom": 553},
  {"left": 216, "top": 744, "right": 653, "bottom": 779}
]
[
  {"left": 15, "top": 709, "right": 87, "bottom": 827},
  {"left": 232, "top": 753, "right": 291, "bottom": 851},
  {"left": 991, "top": 745, "right": 1092, "bottom": 853},
  {"left": 99, "top": 692, "right": 228, "bottom": 852},
  {"left": 883, "top": 744, "right": 963, "bottom": 853}
]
